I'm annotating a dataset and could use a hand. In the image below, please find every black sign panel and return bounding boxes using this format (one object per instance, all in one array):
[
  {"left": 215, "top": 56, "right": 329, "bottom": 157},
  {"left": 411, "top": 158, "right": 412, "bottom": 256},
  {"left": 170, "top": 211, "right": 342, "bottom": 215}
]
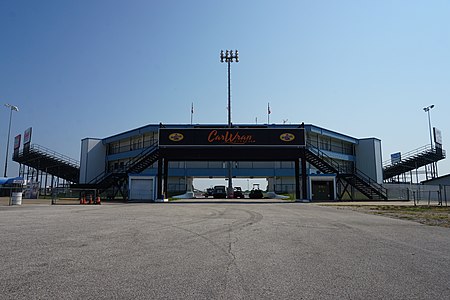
[{"left": 159, "top": 128, "right": 305, "bottom": 147}]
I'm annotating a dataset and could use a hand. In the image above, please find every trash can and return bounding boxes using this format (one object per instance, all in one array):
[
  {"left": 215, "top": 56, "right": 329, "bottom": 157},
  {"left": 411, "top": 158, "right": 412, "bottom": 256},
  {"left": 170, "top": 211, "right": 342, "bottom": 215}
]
[{"left": 11, "top": 192, "right": 23, "bottom": 205}]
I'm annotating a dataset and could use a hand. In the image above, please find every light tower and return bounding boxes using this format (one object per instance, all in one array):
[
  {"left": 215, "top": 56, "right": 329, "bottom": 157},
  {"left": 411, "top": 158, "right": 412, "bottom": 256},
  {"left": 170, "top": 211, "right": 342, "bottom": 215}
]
[
  {"left": 423, "top": 104, "right": 434, "bottom": 148},
  {"left": 4, "top": 103, "right": 19, "bottom": 177},
  {"left": 220, "top": 50, "right": 239, "bottom": 198}
]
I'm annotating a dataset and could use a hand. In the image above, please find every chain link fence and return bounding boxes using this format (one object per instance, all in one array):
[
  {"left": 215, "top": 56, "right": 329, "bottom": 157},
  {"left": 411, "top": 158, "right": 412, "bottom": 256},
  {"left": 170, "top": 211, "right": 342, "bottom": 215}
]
[
  {"left": 384, "top": 183, "right": 448, "bottom": 206},
  {"left": 0, "top": 186, "right": 101, "bottom": 206}
]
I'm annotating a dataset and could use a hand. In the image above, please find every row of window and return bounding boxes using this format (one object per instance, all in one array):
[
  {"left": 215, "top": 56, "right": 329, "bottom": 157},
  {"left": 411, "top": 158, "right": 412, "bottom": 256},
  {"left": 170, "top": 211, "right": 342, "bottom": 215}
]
[
  {"left": 107, "top": 131, "right": 354, "bottom": 156},
  {"left": 108, "top": 161, "right": 298, "bottom": 172},
  {"left": 108, "top": 132, "right": 159, "bottom": 155},
  {"left": 107, "top": 159, "right": 354, "bottom": 174},
  {"left": 307, "top": 132, "right": 354, "bottom": 155}
]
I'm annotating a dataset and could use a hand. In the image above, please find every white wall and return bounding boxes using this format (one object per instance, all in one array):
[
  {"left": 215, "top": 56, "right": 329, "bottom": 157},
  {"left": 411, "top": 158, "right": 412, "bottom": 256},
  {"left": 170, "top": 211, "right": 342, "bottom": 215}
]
[
  {"left": 355, "top": 138, "right": 383, "bottom": 184},
  {"left": 422, "top": 176, "right": 450, "bottom": 186},
  {"left": 129, "top": 176, "right": 156, "bottom": 201},
  {"left": 79, "top": 138, "right": 106, "bottom": 184}
]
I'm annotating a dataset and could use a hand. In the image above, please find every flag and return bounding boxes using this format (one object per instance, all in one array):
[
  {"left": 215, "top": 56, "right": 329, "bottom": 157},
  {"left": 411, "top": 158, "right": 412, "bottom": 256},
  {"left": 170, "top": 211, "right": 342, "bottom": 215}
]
[
  {"left": 268, "top": 102, "right": 271, "bottom": 114},
  {"left": 191, "top": 102, "right": 194, "bottom": 114}
]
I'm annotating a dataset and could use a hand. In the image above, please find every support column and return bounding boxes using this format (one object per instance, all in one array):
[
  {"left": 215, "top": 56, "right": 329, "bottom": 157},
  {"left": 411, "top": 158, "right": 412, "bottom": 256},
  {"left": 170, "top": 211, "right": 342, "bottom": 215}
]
[
  {"left": 157, "top": 158, "right": 163, "bottom": 199},
  {"left": 301, "top": 149, "right": 308, "bottom": 200},
  {"left": 163, "top": 159, "right": 169, "bottom": 199},
  {"left": 186, "top": 177, "right": 194, "bottom": 192},
  {"left": 44, "top": 169, "right": 48, "bottom": 196},
  {"left": 295, "top": 159, "right": 301, "bottom": 200}
]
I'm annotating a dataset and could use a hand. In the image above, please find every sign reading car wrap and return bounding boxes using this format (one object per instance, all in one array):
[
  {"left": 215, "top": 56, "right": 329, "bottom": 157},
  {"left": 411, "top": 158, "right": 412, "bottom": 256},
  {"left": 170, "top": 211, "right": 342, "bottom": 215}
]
[{"left": 159, "top": 128, "right": 305, "bottom": 147}]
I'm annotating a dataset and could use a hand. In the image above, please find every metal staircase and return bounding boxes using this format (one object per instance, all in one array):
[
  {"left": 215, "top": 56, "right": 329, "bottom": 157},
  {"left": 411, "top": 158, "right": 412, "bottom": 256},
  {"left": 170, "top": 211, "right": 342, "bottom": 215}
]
[
  {"left": 306, "top": 144, "right": 387, "bottom": 200},
  {"left": 383, "top": 144, "right": 445, "bottom": 180},
  {"left": 74, "top": 142, "right": 160, "bottom": 194},
  {"left": 13, "top": 144, "right": 80, "bottom": 183}
]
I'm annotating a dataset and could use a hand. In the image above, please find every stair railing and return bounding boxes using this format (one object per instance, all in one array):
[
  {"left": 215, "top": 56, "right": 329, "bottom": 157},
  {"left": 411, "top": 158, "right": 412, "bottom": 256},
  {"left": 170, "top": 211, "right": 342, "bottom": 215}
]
[
  {"left": 307, "top": 142, "right": 387, "bottom": 198},
  {"left": 15, "top": 143, "right": 80, "bottom": 168},
  {"left": 88, "top": 141, "right": 159, "bottom": 185},
  {"left": 123, "top": 141, "right": 159, "bottom": 173},
  {"left": 353, "top": 168, "right": 387, "bottom": 197},
  {"left": 306, "top": 142, "right": 348, "bottom": 173}
]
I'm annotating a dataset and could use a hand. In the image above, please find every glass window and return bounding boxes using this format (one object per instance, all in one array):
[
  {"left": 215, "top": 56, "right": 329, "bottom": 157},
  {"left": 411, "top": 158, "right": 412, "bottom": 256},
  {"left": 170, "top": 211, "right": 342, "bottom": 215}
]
[
  {"left": 281, "top": 161, "right": 294, "bottom": 168},
  {"left": 207, "top": 161, "right": 223, "bottom": 168}
]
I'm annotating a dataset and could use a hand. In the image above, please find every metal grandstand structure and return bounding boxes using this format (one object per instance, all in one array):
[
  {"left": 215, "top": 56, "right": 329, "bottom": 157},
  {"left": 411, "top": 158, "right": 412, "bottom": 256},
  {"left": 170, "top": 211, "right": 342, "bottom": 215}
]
[
  {"left": 13, "top": 144, "right": 80, "bottom": 190},
  {"left": 383, "top": 144, "right": 446, "bottom": 183}
]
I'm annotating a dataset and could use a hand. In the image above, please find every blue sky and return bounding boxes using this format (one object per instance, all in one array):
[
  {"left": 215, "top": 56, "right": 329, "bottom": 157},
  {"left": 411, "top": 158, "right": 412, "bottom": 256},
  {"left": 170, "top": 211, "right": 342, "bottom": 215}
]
[{"left": 1, "top": 0, "right": 449, "bottom": 180}]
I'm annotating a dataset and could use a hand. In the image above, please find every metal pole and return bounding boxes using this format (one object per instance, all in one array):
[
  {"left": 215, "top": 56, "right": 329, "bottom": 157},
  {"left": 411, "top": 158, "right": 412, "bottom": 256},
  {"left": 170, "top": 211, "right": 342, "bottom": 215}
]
[
  {"left": 427, "top": 109, "right": 433, "bottom": 148},
  {"left": 4, "top": 108, "right": 13, "bottom": 177},
  {"left": 190, "top": 102, "right": 193, "bottom": 125},
  {"left": 423, "top": 105, "right": 434, "bottom": 149},
  {"left": 227, "top": 60, "right": 233, "bottom": 198},
  {"left": 221, "top": 49, "right": 238, "bottom": 198},
  {"left": 228, "top": 60, "right": 231, "bottom": 126}
]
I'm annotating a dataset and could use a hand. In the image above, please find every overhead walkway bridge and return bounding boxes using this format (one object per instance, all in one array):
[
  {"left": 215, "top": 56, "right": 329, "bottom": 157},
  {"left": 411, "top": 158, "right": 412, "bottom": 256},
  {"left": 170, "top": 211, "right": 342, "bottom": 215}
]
[
  {"left": 383, "top": 144, "right": 446, "bottom": 181},
  {"left": 13, "top": 144, "right": 80, "bottom": 183}
]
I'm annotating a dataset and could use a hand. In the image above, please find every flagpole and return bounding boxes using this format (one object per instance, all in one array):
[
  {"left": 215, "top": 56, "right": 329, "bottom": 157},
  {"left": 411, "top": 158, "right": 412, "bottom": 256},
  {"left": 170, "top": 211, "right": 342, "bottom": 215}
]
[
  {"left": 190, "top": 102, "right": 193, "bottom": 125},
  {"left": 267, "top": 102, "right": 270, "bottom": 124}
]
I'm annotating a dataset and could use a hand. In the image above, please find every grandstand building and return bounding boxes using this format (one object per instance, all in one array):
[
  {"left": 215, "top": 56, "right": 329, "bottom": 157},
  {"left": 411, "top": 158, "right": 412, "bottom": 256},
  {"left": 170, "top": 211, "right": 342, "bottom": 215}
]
[
  {"left": 76, "top": 123, "right": 388, "bottom": 201},
  {"left": 13, "top": 122, "right": 445, "bottom": 201}
]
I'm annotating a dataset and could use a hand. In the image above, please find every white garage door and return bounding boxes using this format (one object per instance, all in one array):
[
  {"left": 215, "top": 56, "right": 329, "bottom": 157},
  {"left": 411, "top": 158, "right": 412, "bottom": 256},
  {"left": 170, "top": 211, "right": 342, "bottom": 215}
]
[{"left": 129, "top": 178, "right": 154, "bottom": 201}]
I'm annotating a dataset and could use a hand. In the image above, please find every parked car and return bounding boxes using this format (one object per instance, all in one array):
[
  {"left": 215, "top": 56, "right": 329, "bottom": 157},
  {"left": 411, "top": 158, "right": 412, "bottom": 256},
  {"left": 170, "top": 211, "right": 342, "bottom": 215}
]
[
  {"left": 233, "top": 187, "right": 245, "bottom": 199},
  {"left": 213, "top": 185, "right": 227, "bottom": 198},
  {"left": 203, "top": 188, "right": 214, "bottom": 198}
]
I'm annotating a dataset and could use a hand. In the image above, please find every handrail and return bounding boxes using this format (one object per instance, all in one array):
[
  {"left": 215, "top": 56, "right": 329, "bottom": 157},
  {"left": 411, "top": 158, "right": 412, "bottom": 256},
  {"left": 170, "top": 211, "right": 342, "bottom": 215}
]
[
  {"left": 15, "top": 143, "right": 80, "bottom": 167},
  {"left": 307, "top": 142, "right": 386, "bottom": 197},
  {"left": 88, "top": 141, "right": 159, "bottom": 184},
  {"left": 353, "top": 168, "right": 387, "bottom": 195},
  {"left": 125, "top": 141, "right": 159, "bottom": 172},
  {"left": 306, "top": 142, "right": 349, "bottom": 173},
  {"left": 382, "top": 144, "right": 444, "bottom": 168}
]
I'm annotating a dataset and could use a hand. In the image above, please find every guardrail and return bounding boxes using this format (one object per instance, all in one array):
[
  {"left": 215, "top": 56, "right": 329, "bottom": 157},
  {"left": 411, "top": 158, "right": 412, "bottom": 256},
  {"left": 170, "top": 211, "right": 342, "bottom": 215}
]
[
  {"left": 15, "top": 143, "right": 80, "bottom": 167},
  {"left": 382, "top": 144, "right": 441, "bottom": 168}
]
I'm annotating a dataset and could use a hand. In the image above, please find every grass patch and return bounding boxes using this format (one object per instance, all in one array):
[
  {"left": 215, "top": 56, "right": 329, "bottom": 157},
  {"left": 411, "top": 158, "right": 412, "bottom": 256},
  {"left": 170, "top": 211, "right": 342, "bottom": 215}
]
[{"left": 340, "top": 205, "right": 450, "bottom": 228}]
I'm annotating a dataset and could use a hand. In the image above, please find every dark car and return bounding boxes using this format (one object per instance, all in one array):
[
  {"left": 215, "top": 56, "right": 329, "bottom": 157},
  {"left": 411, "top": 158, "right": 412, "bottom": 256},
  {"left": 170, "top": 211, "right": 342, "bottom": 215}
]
[
  {"left": 213, "top": 185, "right": 227, "bottom": 198},
  {"left": 203, "top": 188, "right": 214, "bottom": 198},
  {"left": 233, "top": 187, "right": 245, "bottom": 199},
  {"left": 249, "top": 189, "right": 264, "bottom": 199}
]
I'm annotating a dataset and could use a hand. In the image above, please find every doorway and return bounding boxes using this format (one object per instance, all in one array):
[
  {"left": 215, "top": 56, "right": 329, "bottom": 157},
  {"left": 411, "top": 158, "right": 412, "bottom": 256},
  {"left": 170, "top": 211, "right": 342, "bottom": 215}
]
[{"left": 311, "top": 180, "right": 334, "bottom": 201}]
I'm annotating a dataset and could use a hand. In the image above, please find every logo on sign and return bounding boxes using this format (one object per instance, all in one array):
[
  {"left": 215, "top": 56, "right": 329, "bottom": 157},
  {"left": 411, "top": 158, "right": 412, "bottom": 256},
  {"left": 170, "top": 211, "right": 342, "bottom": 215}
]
[
  {"left": 207, "top": 130, "right": 256, "bottom": 145},
  {"left": 169, "top": 133, "right": 184, "bottom": 142},
  {"left": 280, "top": 133, "right": 295, "bottom": 142}
]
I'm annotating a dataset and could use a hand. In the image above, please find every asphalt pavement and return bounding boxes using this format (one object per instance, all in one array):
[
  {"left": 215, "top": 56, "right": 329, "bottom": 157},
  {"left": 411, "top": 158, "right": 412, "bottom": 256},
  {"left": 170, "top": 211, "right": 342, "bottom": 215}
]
[{"left": 0, "top": 199, "right": 449, "bottom": 299}]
